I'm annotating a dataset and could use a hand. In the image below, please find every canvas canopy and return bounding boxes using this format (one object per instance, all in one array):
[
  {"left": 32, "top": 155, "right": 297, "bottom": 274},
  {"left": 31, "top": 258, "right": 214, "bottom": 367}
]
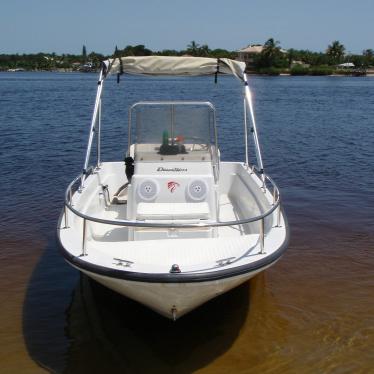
[{"left": 102, "top": 56, "right": 246, "bottom": 82}]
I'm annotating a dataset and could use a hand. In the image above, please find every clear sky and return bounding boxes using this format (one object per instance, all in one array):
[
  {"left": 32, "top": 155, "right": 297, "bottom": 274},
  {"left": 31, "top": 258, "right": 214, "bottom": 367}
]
[{"left": 1, "top": 0, "right": 372, "bottom": 55}]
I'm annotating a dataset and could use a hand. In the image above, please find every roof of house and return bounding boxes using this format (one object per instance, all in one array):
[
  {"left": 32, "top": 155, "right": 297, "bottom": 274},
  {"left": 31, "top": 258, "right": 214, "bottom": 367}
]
[{"left": 238, "top": 45, "right": 264, "bottom": 54}]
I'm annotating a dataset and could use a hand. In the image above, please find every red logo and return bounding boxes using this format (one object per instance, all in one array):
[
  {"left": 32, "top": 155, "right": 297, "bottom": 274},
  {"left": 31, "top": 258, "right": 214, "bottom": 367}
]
[{"left": 167, "top": 181, "right": 180, "bottom": 193}]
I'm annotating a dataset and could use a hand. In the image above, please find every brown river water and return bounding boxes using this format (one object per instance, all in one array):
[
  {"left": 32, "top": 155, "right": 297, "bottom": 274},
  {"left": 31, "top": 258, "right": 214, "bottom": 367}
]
[{"left": 0, "top": 73, "right": 373, "bottom": 373}]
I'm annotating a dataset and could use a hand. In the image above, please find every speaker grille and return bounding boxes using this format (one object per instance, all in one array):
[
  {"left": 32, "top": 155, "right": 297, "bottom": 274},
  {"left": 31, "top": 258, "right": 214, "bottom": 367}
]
[
  {"left": 137, "top": 180, "right": 159, "bottom": 201},
  {"left": 187, "top": 180, "right": 208, "bottom": 201}
]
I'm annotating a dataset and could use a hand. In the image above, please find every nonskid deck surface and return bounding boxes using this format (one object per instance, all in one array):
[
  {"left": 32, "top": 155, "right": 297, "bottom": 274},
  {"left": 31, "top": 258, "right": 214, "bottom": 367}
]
[
  {"left": 91, "top": 193, "right": 251, "bottom": 240},
  {"left": 60, "top": 161, "right": 287, "bottom": 276},
  {"left": 78, "top": 193, "right": 261, "bottom": 273},
  {"left": 85, "top": 234, "right": 261, "bottom": 274}
]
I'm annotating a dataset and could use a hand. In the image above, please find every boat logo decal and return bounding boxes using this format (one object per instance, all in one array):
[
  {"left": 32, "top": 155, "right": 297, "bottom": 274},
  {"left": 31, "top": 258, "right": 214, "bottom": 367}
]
[
  {"left": 167, "top": 181, "right": 180, "bottom": 193},
  {"left": 157, "top": 167, "right": 187, "bottom": 172}
]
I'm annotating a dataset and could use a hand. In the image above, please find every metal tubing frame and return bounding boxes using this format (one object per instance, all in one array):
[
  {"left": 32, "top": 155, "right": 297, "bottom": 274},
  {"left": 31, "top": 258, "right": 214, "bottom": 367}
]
[
  {"left": 277, "top": 204, "right": 281, "bottom": 227},
  {"left": 64, "top": 205, "right": 69, "bottom": 228},
  {"left": 82, "top": 218, "right": 87, "bottom": 255},
  {"left": 81, "top": 72, "right": 262, "bottom": 189},
  {"left": 171, "top": 103, "right": 175, "bottom": 143},
  {"left": 211, "top": 107, "right": 219, "bottom": 183},
  {"left": 260, "top": 218, "right": 265, "bottom": 253},
  {"left": 81, "top": 68, "right": 104, "bottom": 188},
  {"left": 96, "top": 98, "right": 102, "bottom": 168},
  {"left": 71, "top": 70, "right": 277, "bottom": 251},
  {"left": 243, "top": 98, "right": 249, "bottom": 166},
  {"left": 243, "top": 74, "right": 265, "bottom": 185},
  {"left": 64, "top": 166, "right": 282, "bottom": 230}
]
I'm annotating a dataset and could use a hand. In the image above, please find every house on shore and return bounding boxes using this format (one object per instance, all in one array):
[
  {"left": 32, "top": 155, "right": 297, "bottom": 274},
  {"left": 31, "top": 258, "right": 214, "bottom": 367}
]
[
  {"left": 237, "top": 43, "right": 288, "bottom": 71},
  {"left": 237, "top": 44, "right": 264, "bottom": 69}
]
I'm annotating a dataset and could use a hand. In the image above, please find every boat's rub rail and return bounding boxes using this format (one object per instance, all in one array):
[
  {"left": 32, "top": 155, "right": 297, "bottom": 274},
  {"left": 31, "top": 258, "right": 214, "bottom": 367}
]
[
  {"left": 63, "top": 165, "right": 282, "bottom": 230},
  {"left": 57, "top": 221, "right": 289, "bottom": 284}
]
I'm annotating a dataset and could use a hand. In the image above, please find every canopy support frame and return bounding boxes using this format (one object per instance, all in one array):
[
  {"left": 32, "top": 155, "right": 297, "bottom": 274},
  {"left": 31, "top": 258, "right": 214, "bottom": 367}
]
[
  {"left": 81, "top": 68, "right": 104, "bottom": 188},
  {"left": 96, "top": 98, "right": 102, "bottom": 169},
  {"left": 79, "top": 63, "right": 266, "bottom": 191},
  {"left": 243, "top": 73, "right": 265, "bottom": 189},
  {"left": 243, "top": 97, "right": 249, "bottom": 166}
]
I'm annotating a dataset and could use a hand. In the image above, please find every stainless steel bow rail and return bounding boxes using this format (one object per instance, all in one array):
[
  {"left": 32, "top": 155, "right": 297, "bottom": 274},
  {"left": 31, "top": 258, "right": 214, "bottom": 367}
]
[{"left": 62, "top": 165, "right": 283, "bottom": 256}]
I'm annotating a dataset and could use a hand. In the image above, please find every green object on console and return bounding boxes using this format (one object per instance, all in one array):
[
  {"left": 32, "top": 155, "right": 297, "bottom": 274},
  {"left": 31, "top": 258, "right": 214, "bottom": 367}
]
[{"left": 162, "top": 130, "right": 169, "bottom": 146}]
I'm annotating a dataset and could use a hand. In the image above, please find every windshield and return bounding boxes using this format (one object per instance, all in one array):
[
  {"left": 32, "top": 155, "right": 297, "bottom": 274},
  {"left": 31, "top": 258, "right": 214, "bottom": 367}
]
[{"left": 129, "top": 102, "right": 217, "bottom": 162}]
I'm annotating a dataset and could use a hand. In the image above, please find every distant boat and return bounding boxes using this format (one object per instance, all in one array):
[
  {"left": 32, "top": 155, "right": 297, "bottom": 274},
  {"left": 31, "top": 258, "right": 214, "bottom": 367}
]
[
  {"left": 336, "top": 62, "right": 355, "bottom": 68},
  {"left": 79, "top": 62, "right": 95, "bottom": 72},
  {"left": 7, "top": 68, "right": 25, "bottom": 72},
  {"left": 57, "top": 56, "right": 289, "bottom": 320}
]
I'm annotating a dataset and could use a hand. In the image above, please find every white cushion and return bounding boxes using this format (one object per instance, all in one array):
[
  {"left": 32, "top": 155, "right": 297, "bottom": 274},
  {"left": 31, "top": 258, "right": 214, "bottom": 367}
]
[{"left": 136, "top": 202, "right": 210, "bottom": 220}]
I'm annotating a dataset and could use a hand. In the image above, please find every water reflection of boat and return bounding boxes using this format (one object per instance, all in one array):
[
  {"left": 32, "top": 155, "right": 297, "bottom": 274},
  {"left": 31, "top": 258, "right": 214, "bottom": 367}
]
[
  {"left": 64, "top": 274, "right": 250, "bottom": 373},
  {"left": 58, "top": 56, "right": 289, "bottom": 320},
  {"left": 22, "top": 243, "right": 250, "bottom": 373}
]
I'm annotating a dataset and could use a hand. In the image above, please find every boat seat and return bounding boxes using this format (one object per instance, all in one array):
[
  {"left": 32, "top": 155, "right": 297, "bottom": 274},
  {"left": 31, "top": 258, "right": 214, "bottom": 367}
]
[{"left": 136, "top": 202, "right": 210, "bottom": 220}]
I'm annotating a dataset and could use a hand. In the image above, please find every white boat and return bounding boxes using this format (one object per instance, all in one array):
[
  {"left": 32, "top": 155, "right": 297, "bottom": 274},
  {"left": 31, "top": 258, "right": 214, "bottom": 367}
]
[{"left": 57, "top": 56, "right": 289, "bottom": 320}]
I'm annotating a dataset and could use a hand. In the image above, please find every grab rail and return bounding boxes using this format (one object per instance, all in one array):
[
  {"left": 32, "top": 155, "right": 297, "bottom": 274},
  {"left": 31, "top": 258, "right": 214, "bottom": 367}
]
[
  {"left": 63, "top": 165, "right": 282, "bottom": 253},
  {"left": 64, "top": 167, "right": 281, "bottom": 228}
]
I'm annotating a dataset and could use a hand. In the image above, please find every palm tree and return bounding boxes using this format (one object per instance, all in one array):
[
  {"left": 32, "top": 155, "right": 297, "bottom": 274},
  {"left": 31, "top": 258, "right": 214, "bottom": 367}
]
[
  {"left": 326, "top": 41, "right": 345, "bottom": 65},
  {"left": 82, "top": 45, "right": 87, "bottom": 61},
  {"left": 363, "top": 48, "right": 374, "bottom": 57},
  {"left": 187, "top": 41, "right": 200, "bottom": 56},
  {"left": 258, "top": 38, "right": 285, "bottom": 68},
  {"left": 113, "top": 45, "right": 120, "bottom": 58},
  {"left": 264, "top": 38, "right": 279, "bottom": 56},
  {"left": 362, "top": 49, "right": 374, "bottom": 67},
  {"left": 198, "top": 44, "right": 210, "bottom": 57}
]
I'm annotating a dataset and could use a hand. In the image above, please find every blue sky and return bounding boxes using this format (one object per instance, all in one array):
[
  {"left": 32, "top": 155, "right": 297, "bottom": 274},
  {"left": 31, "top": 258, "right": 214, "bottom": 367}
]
[{"left": 1, "top": 0, "right": 372, "bottom": 55}]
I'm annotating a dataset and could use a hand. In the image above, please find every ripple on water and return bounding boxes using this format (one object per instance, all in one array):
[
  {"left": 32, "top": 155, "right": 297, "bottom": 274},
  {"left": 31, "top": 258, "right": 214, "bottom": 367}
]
[{"left": 0, "top": 73, "right": 373, "bottom": 373}]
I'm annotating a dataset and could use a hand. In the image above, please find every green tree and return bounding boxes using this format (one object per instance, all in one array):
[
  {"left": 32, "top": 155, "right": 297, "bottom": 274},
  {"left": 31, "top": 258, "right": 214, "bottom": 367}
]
[
  {"left": 363, "top": 48, "right": 374, "bottom": 58},
  {"left": 287, "top": 48, "right": 296, "bottom": 66},
  {"left": 363, "top": 49, "right": 374, "bottom": 67},
  {"left": 326, "top": 41, "right": 345, "bottom": 65},
  {"left": 120, "top": 44, "right": 152, "bottom": 56},
  {"left": 198, "top": 44, "right": 210, "bottom": 57},
  {"left": 113, "top": 45, "right": 119, "bottom": 57},
  {"left": 82, "top": 45, "right": 87, "bottom": 61},
  {"left": 255, "top": 38, "right": 288, "bottom": 69},
  {"left": 156, "top": 49, "right": 180, "bottom": 56},
  {"left": 187, "top": 41, "right": 200, "bottom": 56},
  {"left": 88, "top": 52, "right": 104, "bottom": 67},
  {"left": 209, "top": 48, "right": 237, "bottom": 59}
]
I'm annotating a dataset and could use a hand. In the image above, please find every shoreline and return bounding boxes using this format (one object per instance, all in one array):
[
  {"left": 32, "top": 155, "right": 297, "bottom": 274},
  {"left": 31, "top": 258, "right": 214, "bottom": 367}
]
[{"left": 1, "top": 70, "right": 374, "bottom": 77}]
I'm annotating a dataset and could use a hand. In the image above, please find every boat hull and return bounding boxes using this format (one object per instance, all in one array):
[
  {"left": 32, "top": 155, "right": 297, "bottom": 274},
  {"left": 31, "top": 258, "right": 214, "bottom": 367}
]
[
  {"left": 57, "top": 160, "right": 289, "bottom": 320},
  {"left": 77, "top": 265, "right": 272, "bottom": 319}
]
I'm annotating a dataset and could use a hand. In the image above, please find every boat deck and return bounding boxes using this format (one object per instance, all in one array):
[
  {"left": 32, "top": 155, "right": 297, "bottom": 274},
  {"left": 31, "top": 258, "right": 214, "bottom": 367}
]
[
  {"left": 72, "top": 194, "right": 264, "bottom": 274},
  {"left": 90, "top": 193, "right": 253, "bottom": 241},
  {"left": 59, "top": 161, "right": 286, "bottom": 276}
]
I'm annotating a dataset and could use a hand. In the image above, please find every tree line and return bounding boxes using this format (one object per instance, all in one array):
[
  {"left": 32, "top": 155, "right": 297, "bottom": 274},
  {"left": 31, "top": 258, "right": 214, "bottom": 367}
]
[
  {"left": 112, "top": 41, "right": 237, "bottom": 59},
  {"left": 251, "top": 39, "right": 373, "bottom": 75},
  {"left": 0, "top": 46, "right": 104, "bottom": 71},
  {"left": 0, "top": 40, "right": 373, "bottom": 74}
]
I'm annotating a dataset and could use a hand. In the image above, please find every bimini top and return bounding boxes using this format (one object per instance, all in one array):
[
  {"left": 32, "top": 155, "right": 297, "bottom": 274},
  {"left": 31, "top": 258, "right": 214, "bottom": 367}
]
[{"left": 102, "top": 56, "right": 246, "bottom": 82}]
